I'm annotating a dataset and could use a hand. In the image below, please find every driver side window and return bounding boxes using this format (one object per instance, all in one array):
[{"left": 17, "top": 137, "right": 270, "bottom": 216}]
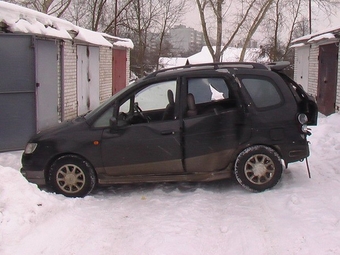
[{"left": 119, "top": 80, "right": 177, "bottom": 124}]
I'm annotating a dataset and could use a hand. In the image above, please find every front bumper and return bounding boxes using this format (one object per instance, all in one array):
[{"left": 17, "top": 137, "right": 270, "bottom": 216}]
[{"left": 20, "top": 168, "right": 46, "bottom": 185}]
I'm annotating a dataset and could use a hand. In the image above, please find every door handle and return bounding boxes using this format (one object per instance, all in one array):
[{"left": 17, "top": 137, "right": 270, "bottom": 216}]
[{"left": 161, "top": 130, "right": 175, "bottom": 135}]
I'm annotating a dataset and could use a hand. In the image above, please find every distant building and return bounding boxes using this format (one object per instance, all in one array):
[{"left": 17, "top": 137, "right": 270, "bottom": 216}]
[{"left": 168, "top": 25, "right": 204, "bottom": 55}]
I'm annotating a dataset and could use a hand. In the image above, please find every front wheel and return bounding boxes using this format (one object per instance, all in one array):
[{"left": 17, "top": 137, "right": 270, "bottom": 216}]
[
  {"left": 49, "top": 155, "right": 96, "bottom": 197},
  {"left": 234, "top": 145, "right": 283, "bottom": 192}
]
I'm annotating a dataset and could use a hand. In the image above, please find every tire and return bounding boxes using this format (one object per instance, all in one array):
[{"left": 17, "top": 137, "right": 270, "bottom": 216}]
[
  {"left": 234, "top": 145, "right": 283, "bottom": 192},
  {"left": 49, "top": 155, "right": 96, "bottom": 197}
]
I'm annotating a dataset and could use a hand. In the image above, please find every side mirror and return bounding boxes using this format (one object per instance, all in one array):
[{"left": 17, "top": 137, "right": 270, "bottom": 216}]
[
  {"left": 110, "top": 116, "right": 128, "bottom": 131},
  {"left": 109, "top": 117, "right": 118, "bottom": 130}
]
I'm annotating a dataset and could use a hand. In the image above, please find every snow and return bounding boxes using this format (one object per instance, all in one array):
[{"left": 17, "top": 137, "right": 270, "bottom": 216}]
[
  {"left": 291, "top": 25, "right": 340, "bottom": 47},
  {"left": 0, "top": 2, "right": 133, "bottom": 49},
  {"left": 1, "top": 112, "right": 340, "bottom": 254},
  {"left": 102, "top": 33, "right": 134, "bottom": 49},
  {"left": 159, "top": 57, "right": 188, "bottom": 69},
  {"left": 187, "top": 46, "right": 269, "bottom": 64},
  {"left": 76, "top": 27, "right": 112, "bottom": 48},
  {"left": 307, "top": 33, "right": 336, "bottom": 43}
]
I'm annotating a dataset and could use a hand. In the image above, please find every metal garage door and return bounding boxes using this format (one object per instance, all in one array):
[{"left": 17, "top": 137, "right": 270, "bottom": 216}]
[
  {"left": 77, "top": 45, "right": 100, "bottom": 115},
  {"left": 35, "top": 39, "right": 58, "bottom": 131},
  {"left": 318, "top": 43, "right": 338, "bottom": 116},
  {"left": 0, "top": 35, "right": 36, "bottom": 151}
]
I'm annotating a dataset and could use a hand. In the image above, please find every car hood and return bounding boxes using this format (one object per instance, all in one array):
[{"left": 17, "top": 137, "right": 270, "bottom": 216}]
[{"left": 30, "top": 117, "right": 89, "bottom": 142}]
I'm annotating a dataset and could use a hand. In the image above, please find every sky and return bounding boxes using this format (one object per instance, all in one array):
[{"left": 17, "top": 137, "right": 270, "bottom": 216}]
[{"left": 181, "top": 0, "right": 340, "bottom": 40}]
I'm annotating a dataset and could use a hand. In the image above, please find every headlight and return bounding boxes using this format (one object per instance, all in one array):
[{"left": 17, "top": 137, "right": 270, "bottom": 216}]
[
  {"left": 24, "top": 143, "right": 37, "bottom": 154},
  {"left": 298, "top": 113, "right": 308, "bottom": 124}
]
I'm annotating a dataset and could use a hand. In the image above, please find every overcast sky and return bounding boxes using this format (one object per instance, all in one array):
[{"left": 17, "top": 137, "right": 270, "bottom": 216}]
[{"left": 181, "top": 1, "right": 340, "bottom": 37}]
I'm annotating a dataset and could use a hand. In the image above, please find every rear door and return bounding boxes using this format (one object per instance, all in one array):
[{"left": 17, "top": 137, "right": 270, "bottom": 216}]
[{"left": 182, "top": 76, "right": 243, "bottom": 173}]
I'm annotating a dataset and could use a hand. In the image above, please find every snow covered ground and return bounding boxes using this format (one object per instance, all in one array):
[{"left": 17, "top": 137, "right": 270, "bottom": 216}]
[{"left": 1, "top": 113, "right": 340, "bottom": 255}]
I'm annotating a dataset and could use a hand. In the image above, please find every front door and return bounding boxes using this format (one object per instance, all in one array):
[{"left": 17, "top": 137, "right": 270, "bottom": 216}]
[
  {"left": 183, "top": 77, "right": 241, "bottom": 172},
  {"left": 100, "top": 80, "right": 183, "bottom": 175},
  {"left": 318, "top": 43, "right": 338, "bottom": 116}
]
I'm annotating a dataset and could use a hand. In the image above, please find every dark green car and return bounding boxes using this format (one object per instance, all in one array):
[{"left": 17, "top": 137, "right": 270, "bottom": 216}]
[{"left": 21, "top": 62, "right": 318, "bottom": 197}]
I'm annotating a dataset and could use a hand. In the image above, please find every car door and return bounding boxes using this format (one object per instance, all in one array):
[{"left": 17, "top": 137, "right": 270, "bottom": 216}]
[
  {"left": 97, "top": 79, "right": 184, "bottom": 176},
  {"left": 182, "top": 76, "right": 244, "bottom": 173}
]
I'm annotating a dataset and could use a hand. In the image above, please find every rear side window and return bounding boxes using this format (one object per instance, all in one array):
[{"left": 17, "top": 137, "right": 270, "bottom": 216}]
[
  {"left": 188, "top": 77, "right": 231, "bottom": 103},
  {"left": 242, "top": 77, "right": 282, "bottom": 108}
]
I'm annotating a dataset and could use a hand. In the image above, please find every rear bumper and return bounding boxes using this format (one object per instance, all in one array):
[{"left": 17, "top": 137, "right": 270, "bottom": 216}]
[
  {"left": 279, "top": 142, "right": 309, "bottom": 164},
  {"left": 20, "top": 168, "right": 46, "bottom": 185}
]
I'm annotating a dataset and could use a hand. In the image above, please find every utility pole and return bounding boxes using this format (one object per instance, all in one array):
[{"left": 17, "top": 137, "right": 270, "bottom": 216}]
[
  {"left": 309, "top": 0, "right": 312, "bottom": 34},
  {"left": 114, "top": 0, "right": 118, "bottom": 36}
]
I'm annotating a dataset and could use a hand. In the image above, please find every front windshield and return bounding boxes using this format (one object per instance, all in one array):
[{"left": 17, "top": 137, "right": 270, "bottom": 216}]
[{"left": 84, "top": 82, "right": 136, "bottom": 121}]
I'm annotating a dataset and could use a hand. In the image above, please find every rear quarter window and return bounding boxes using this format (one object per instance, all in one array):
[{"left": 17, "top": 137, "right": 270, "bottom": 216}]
[{"left": 241, "top": 77, "right": 282, "bottom": 109}]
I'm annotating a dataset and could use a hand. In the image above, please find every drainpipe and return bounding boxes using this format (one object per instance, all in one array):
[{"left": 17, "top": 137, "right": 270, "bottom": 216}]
[{"left": 60, "top": 40, "right": 65, "bottom": 122}]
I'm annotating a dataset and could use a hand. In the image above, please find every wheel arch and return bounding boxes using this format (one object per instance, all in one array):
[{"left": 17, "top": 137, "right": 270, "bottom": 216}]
[
  {"left": 44, "top": 152, "right": 98, "bottom": 185},
  {"left": 233, "top": 144, "right": 286, "bottom": 170}
]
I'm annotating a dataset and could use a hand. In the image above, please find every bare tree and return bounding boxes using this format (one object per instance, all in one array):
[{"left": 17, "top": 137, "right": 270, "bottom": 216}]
[
  {"left": 239, "top": 0, "right": 274, "bottom": 61},
  {"left": 260, "top": 0, "right": 306, "bottom": 62},
  {"left": 155, "top": 0, "right": 186, "bottom": 70},
  {"left": 309, "top": 0, "right": 340, "bottom": 33},
  {"left": 196, "top": 0, "right": 272, "bottom": 62},
  {"left": 121, "top": 0, "right": 186, "bottom": 76},
  {"left": 10, "top": 0, "right": 72, "bottom": 16}
]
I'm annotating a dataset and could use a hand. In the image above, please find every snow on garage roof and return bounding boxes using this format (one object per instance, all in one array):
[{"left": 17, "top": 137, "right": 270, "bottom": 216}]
[
  {"left": 0, "top": 2, "right": 133, "bottom": 48},
  {"left": 102, "top": 33, "right": 134, "bottom": 49},
  {"left": 291, "top": 26, "right": 340, "bottom": 46}
]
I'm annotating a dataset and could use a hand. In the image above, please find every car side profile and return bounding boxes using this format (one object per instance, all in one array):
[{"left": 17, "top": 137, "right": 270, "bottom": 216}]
[{"left": 21, "top": 62, "right": 318, "bottom": 197}]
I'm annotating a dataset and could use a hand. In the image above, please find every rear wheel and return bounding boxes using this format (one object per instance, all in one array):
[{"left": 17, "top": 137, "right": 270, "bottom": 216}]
[
  {"left": 234, "top": 145, "right": 283, "bottom": 192},
  {"left": 49, "top": 155, "right": 96, "bottom": 197}
]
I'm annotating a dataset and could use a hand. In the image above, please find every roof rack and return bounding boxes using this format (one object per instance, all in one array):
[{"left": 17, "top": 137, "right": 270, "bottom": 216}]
[
  {"left": 146, "top": 62, "right": 268, "bottom": 78},
  {"left": 266, "top": 61, "right": 290, "bottom": 71}
]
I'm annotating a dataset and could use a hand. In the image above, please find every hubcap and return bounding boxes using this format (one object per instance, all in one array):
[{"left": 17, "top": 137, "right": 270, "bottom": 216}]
[
  {"left": 56, "top": 164, "right": 85, "bottom": 193},
  {"left": 244, "top": 154, "right": 275, "bottom": 184}
]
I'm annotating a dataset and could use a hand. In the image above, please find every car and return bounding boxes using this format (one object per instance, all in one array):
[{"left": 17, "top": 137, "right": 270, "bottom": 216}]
[{"left": 21, "top": 61, "right": 318, "bottom": 197}]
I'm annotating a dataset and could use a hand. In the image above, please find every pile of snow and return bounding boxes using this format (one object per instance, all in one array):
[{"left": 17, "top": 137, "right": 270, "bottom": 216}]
[
  {"left": 187, "top": 46, "right": 268, "bottom": 64},
  {"left": 159, "top": 57, "right": 188, "bottom": 69},
  {"left": 1, "top": 113, "right": 340, "bottom": 254}
]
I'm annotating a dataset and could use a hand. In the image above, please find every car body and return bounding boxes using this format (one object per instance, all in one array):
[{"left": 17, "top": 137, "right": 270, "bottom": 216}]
[{"left": 21, "top": 62, "right": 318, "bottom": 197}]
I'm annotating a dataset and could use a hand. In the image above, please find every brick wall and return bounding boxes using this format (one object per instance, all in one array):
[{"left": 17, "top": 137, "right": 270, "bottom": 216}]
[
  {"left": 307, "top": 45, "right": 319, "bottom": 98},
  {"left": 293, "top": 53, "right": 298, "bottom": 82},
  {"left": 99, "top": 46, "right": 113, "bottom": 103},
  {"left": 63, "top": 41, "right": 78, "bottom": 120}
]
